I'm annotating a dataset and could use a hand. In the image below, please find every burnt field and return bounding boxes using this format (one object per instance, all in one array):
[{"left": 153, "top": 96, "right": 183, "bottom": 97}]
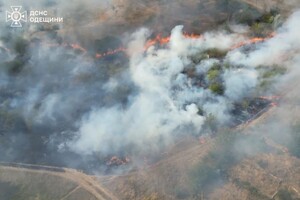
[
  {"left": 0, "top": 0, "right": 295, "bottom": 176},
  {"left": 0, "top": 32, "right": 280, "bottom": 174}
]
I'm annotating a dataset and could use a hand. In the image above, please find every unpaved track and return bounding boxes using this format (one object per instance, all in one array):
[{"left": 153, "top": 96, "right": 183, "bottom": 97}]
[
  {"left": 60, "top": 185, "right": 81, "bottom": 200},
  {"left": 0, "top": 164, "right": 118, "bottom": 200}
]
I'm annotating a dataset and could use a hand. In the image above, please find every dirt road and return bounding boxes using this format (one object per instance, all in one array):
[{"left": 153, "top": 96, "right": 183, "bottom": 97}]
[{"left": 0, "top": 163, "right": 118, "bottom": 200}]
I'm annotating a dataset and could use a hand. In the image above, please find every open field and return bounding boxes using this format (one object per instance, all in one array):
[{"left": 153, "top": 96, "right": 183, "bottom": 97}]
[{"left": 0, "top": 164, "right": 118, "bottom": 200}]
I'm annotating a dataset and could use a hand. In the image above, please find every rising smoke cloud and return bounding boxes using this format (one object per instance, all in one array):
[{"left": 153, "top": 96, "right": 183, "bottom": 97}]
[
  {"left": 69, "top": 26, "right": 259, "bottom": 156},
  {"left": 69, "top": 10, "right": 300, "bottom": 156},
  {"left": 227, "top": 10, "right": 300, "bottom": 68},
  {"left": 1, "top": 0, "right": 300, "bottom": 170}
]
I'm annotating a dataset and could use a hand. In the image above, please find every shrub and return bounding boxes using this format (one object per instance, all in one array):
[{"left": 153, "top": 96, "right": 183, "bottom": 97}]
[
  {"left": 258, "top": 65, "right": 286, "bottom": 91},
  {"left": 251, "top": 22, "right": 265, "bottom": 36},
  {"left": 262, "top": 66, "right": 286, "bottom": 79},
  {"left": 190, "top": 53, "right": 209, "bottom": 64},
  {"left": 207, "top": 69, "right": 220, "bottom": 81},
  {"left": 203, "top": 48, "right": 228, "bottom": 59},
  {"left": 210, "top": 63, "right": 222, "bottom": 71},
  {"left": 209, "top": 83, "right": 224, "bottom": 95},
  {"left": 261, "top": 13, "right": 274, "bottom": 24}
]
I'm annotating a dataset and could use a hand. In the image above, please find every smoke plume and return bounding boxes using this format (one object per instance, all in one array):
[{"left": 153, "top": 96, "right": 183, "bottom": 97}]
[{"left": 0, "top": 0, "right": 300, "bottom": 173}]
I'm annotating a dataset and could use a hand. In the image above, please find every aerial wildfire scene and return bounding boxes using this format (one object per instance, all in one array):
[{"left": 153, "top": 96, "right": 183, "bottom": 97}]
[{"left": 1, "top": 0, "right": 300, "bottom": 199}]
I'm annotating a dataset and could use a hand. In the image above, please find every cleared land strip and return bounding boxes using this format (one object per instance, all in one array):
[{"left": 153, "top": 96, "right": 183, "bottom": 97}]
[{"left": 60, "top": 185, "right": 81, "bottom": 200}]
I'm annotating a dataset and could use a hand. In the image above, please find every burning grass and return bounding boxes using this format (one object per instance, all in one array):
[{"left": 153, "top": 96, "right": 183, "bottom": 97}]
[{"left": 0, "top": 1, "right": 292, "bottom": 177}]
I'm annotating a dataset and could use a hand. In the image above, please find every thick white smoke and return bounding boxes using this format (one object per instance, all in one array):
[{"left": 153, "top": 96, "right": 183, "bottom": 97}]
[
  {"left": 223, "top": 69, "right": 258, "bottom": 101},
  {"left": 70, "top": 9, "right": 300, "bottom": 156},
  {"left": 69, "top": 26, "right": 260, "bottom": 155},
  {"left": 227, "top": 10, "right": 300, "bottom": 68},
  {"left": 2, "top": 0, "right": 299, "bottom": 161}
]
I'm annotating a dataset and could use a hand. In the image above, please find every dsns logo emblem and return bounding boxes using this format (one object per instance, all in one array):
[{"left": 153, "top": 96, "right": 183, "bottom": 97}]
[{"left": 6, "top": 6, "right": 27, "bottom": 27}]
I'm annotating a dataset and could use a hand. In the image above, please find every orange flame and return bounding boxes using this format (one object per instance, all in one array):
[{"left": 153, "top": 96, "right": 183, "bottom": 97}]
[
  {"left": 270, "top": 102, "right": 278, "bottom": 107},
  {"left": 260, "top": 95, "right": 280, "bottom": 107},
  {"left": 231, "top": 33, "right": 275, "bottom": 50},
  {"left": 43, "top": 32, "right": 276, "bottom": 59},
  {"left": 95, "top": 47, "right": 126, "bottom": 58},
  {"left": 145, "top": 33, "right": 202, "bottom": 49},
  {"left": 42, "top": 42, "right": 88, "bottom": 53},
  {"left": 69, "top": 43, "right": 87, "bottom": 53},
  {"left": 106, "top": 156, "right": 130, "bottom": 166},
  {"left": 259, "top": 95, "right": 281, "bottom": 100},
  {"left": 66, "top": 33, "right": 186, "bottom": 58}
]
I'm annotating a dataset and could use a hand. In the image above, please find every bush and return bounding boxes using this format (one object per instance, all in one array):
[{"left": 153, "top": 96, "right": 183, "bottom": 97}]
[
  {"left": 251, "top": 22, "right": 264, "bottom": 35},
  {"left": 190, "top": 53, "right": 209, "bottom": 64},
  {"left": 258, "top": 65, "right": 286, "bottom": 91},
  {"left": 260, "top": 13, "right": 274, "bottom": 24},
  {"left": 241, "top": 99, "right": 250, "bottom": 109},
  {"left": 259, "top": 79, "right": 273, "bottom": 91},
  {"left": 206, "top": 63, "right": 224, "bottom": 95},
  {"left": 203, "top": 48, "right": 228, "bottom": 59},
  {"left": 223, "top": 62, "right": 232, "bottom": 69},
  {"left": 207, "top": 69, "right": 220, "bottom": 81},
  {"left": 262, "top": 66, "right": 286, "bottom": 79},
  {"left": 210, "top": 63, "right": 222, "bottom": 72},
  {"left": 209, "top": 83, "right": 224, "bottom": 95}
]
